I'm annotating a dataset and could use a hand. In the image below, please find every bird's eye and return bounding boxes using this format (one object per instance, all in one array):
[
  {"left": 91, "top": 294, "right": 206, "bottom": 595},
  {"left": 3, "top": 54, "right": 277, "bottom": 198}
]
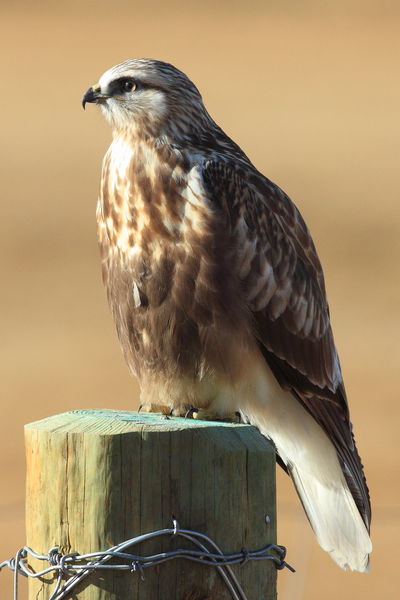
[{"left": 122, "top": 79, "right": 136, "bottom": 93}]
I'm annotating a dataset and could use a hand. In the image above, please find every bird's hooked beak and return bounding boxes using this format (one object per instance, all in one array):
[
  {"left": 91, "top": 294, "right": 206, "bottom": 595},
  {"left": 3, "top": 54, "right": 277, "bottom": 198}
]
[{"left": 82, "top": 83, "right": 110, "bottom": 109}]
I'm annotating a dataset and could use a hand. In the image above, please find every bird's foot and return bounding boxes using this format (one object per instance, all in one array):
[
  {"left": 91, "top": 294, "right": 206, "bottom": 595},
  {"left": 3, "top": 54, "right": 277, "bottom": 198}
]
[
  {"left": 170, "top": 405, "right": 242, "bottom": 422},
  {"left": 169, "top": 404, "right": 199, "bottom": 418},
  {"left": 192, "top": 409, "right": 242, "bottom": 423},
  {"left": 139, "top": 403, "right": 242, "bottom": 423},
  {"left": 138, "top": 403, "right": 170, "bottom": 415}
]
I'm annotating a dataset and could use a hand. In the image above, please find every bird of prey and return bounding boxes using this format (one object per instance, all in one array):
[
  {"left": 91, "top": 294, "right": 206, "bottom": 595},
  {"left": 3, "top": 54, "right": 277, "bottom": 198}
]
[{"left": 83, "top": 58, "right": 372, "bottom": 571}]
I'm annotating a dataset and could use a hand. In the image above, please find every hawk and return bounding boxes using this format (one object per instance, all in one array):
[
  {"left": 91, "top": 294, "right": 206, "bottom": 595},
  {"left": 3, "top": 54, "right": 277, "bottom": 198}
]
[{"left": 83, "top": 58, "right": 372, "bottom": 571}]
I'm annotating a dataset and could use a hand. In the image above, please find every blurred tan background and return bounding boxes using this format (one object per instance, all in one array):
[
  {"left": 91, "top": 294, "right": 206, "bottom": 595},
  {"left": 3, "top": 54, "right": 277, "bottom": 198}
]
[{"left": 1, "top": 1, "right": 399, "bottom": 598}]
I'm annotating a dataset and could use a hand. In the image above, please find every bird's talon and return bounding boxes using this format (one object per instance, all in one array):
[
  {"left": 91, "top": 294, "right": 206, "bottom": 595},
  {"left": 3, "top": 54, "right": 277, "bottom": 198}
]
[{"left": 184, "top": 407, "right": 199, "bottom": 419}]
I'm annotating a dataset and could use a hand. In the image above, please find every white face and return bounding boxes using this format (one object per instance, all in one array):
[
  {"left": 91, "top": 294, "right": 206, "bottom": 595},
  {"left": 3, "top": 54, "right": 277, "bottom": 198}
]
[
  {"left": 83, "top": 58, "right": 206, "bottom": 136},
  {"left": 97, "top": 66, "right": 168, "bottom": 130}
]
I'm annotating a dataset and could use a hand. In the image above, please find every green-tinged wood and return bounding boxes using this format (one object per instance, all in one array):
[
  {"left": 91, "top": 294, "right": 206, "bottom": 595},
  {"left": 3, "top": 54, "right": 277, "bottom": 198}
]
[{"left": 25, "top": 409, "right": 277, "bottom": 599}]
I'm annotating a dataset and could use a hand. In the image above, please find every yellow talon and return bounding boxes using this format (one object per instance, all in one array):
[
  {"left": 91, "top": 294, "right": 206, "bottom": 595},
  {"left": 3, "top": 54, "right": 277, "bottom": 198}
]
[{"left": 193, "top": 409, "right": 241, "bottom": 423}]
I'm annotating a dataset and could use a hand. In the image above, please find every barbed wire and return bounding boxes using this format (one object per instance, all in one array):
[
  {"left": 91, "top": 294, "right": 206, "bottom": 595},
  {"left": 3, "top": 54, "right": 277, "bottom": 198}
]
[{"left": 0, "top": 518, "right": 294, "bottom": 600}]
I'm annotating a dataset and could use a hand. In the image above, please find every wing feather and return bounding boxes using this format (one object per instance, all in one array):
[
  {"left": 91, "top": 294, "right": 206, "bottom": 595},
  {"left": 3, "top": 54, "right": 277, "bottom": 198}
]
[{"left": 202, "top": 159, "right": 371, "bottom": 530}]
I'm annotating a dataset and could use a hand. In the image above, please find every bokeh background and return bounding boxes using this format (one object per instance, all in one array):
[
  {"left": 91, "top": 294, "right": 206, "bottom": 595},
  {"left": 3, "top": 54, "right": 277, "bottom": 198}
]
[{"left": 1, "top": 1, "right": 399, "bottom": 598}]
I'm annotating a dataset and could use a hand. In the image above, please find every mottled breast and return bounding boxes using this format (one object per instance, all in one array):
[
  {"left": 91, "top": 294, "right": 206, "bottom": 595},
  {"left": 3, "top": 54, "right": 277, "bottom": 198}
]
[{"left": 97, "top": 134, "right": 251, "bottom": 390}]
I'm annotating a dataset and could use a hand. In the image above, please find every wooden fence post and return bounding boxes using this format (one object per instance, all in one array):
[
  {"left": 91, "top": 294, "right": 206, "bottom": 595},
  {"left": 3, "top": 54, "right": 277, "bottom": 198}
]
[{"left": 25, "top": 409, "right": 277, "bottom": 599}]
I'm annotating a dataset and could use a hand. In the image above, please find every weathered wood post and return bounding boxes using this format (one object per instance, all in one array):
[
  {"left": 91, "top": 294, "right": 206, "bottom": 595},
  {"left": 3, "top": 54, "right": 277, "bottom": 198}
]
[{"left": 25, "top": 409, "right": 277, "bottom": 599}]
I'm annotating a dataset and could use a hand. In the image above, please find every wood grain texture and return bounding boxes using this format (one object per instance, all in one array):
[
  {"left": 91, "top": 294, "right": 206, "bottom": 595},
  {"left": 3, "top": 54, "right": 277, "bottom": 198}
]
[{"left": 25, "top": 409, "right": 277, "bottom": 599}]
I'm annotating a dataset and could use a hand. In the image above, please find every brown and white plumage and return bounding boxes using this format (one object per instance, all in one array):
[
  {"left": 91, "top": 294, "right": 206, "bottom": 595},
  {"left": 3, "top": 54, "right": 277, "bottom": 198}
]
[{"left": 83, "top": 58, "right": 372, "bottom": 570}]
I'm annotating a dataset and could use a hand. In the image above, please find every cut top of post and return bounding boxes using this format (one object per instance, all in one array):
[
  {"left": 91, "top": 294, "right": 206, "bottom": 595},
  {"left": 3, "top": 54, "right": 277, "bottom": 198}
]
[{"left": 25, "top": 409, "right": 273, "bottom": 449}]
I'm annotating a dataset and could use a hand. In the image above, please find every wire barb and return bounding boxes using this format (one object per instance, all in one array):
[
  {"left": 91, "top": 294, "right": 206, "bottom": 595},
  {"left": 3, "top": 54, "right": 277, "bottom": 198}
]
[{"left": 0, "top": 518, "right": 294, "bottom": 600}]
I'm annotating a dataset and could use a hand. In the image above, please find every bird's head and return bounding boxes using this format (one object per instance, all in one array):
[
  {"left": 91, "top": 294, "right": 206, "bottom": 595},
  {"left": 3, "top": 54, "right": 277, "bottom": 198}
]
[{"left": 82, "top": 58, "right": 211, "bottom": 139}]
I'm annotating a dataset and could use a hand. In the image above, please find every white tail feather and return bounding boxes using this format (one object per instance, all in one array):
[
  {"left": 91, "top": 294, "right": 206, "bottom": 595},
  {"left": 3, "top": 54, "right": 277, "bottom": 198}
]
[
  {"left": 289, "top": 463, "right": 371, "bottom": 571},
  {"left": 241, "top": 358, "right": 372, "bottom": 571}
]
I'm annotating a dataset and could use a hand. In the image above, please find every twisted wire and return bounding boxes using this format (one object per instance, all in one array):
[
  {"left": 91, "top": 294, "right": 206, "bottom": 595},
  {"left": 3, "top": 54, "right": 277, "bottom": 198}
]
[{"left": 0, "top": 518, "right": 294, "bottom": 600}]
